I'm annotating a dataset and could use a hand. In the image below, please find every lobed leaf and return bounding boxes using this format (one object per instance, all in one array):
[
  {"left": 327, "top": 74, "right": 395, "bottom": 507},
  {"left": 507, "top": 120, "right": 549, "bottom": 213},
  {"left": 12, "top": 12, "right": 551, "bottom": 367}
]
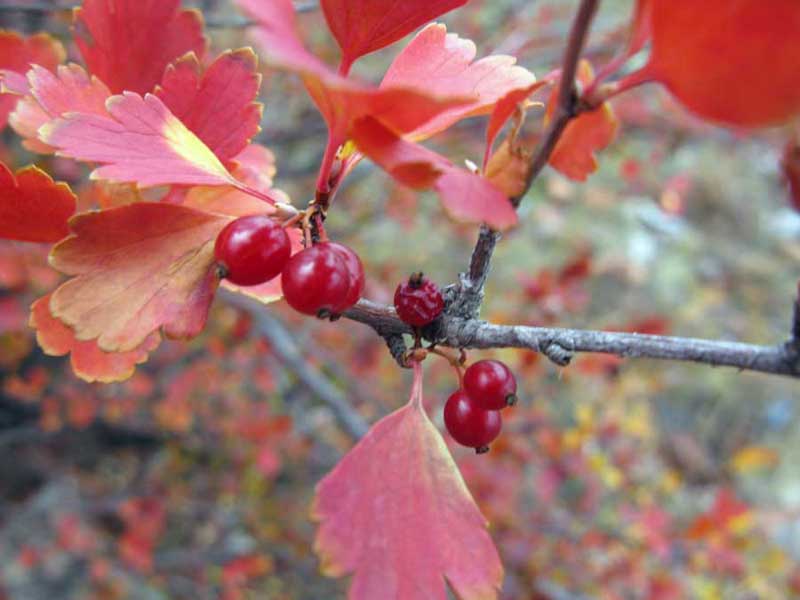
[
  {"left": 49, "top": 202, "right": 231, "bottom": 352},
  {"left": 0, "top": 161, "right": 76, "bottom": 243},
  {"left": 352, "top": 117, "right": 517, "bottom": 230},
  {"left": 10, "top": 63, "right": 111, "bottom": 154},
  {"left": 320, "top": 0, "right": 467, "bottom": 68},
  {"left": 155, "top": 49, "right": 262, "bottom": 163},
  {"left": 381, "top": 24, "right": 537, "bottom": 141},
  {"left": 31, "top": 294, "right": 160, "bottom": 383},
  {"left": 237, "top": 0, "right": 473, "bottom": 139},
  {"left": 73, "top": 0, "right": 206, "bottom": 95},
  {"left": 313, "top": 362, "right": 503, "bottom": 600},
  {"left": 40, "top": 92, "right": 263, "bottom": 191},
  {"left": 0, "top": 30, "right": 65, "bottom": 130}
]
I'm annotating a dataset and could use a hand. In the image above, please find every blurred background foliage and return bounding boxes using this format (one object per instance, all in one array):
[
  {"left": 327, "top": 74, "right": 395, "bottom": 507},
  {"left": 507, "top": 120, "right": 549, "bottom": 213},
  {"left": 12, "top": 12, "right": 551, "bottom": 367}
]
[{"left": 0, "top": 0, "right": 799, "bottom": 598}]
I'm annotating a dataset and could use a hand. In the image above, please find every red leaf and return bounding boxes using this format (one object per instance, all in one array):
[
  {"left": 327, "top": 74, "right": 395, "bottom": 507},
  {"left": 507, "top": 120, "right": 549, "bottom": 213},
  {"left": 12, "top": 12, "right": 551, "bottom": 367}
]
[
  {"left": 381, "top": 24, "right": 537, "bottom": 140},
  {"left": 352, "top": 116, "right": 517, "bottom": 230},
  {"left": 0, "top": 161, "right": 76, "bottom": 243},
  {"left": 74, "top": 0, "right": 206, "bottom": 95},
  {"left": 237, "top": 0, "right": 472, "bottom": 139},
  {"left": 0, "top": 31, "right": 65, "bottom": 130},
  {"left": 313, "top": 362, "right": 503, "bottom": 600},
  {"left": 30, "top": 294, "right": 160, "bottom": 383},
  {"left": 548, "top": 61, "right": 618, "bottom": 181},
  {"left": 622, "top": 0, "right": 800, "bottom": 127},
  {"left": 49, "top": 202, "right": 231, "bottom": 352},
  {"left": 321, "top": 0, "right": 466, "bottom": 68},
  {"left": 9, "top": 63, "right": 111, "bottom": 154},
  {"left": 40, "top": 91, "right": 277, "bottom": 202},
  {"left": 155, "top": 49, "right": 262, "bottom": 162}
]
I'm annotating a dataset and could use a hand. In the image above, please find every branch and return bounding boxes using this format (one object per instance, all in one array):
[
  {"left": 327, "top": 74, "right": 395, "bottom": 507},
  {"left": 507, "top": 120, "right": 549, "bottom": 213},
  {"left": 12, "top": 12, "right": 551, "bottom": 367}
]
[
  {"left": 444, "top": 225, "right": 502, "bottom": 321},
  {"left": 450, "top": 0, "right": 600, "bottom": 320},
  {"left": 343, "top": 299, "right": 800, "bottom": 379},
  {"left": 224, "top": 293, "right": 370, "bottom": 439},
  {"left": 513, "top": 0, "right": 600, "bottom": 206}
]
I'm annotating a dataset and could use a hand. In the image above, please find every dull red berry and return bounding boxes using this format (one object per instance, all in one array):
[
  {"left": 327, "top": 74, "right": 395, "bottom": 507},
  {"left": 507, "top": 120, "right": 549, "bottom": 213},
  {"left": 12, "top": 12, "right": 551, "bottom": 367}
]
[
  {"left": 443, "top": 389, "right": 502, "bottom": 453},
  {"left": 327, "top": 242, "right": 365, "bottom": 313},
  {"left": 463, "top": 359, "right": 518, "bottom": 410},
  {"left": 393, "top": 273, "right": 444, "bottom": 327},
  {"left": 281, "top": 243, "right": 349, "bottom": 317},
  {"left": 214, "top": 215, "right": 291, "bottom": 286}
]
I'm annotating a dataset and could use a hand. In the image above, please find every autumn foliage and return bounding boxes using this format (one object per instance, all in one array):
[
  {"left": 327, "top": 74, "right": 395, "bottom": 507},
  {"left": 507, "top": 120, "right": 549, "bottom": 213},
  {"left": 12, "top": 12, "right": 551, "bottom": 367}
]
[{"left": 1, "top": 0, "right": 799, "bottom": 598}]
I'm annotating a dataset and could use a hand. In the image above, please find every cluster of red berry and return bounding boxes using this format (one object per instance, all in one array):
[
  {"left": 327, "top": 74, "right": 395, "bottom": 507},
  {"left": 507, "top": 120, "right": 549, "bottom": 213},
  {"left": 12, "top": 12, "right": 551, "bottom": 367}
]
[
  {"left": 444, "top": 360, "right": 516, "bottom": 453},
  {"left": 392, "top": 273, "right": 516, "bottom": 454},
  {"left": 214, "top": 215, "right": 364, "bottom": 317}
]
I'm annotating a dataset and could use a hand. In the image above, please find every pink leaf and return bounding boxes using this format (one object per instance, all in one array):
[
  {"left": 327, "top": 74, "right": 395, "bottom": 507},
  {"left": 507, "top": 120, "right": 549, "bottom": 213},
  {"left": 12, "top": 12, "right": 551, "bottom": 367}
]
[
  {"left": 352, "top": 117, "right": 517, "bottom": 230},
  {"left": 313, "top": 362, "right": 503, "bottom": 599},
  {"left": 10, "top": 63, "right": 111, "bottom": 154},
  {"left": 382, "top": 24, "right": 538, "bottom": 140},
  {"left": 40, "top": 91, "right": 277, "bottom": 203}
]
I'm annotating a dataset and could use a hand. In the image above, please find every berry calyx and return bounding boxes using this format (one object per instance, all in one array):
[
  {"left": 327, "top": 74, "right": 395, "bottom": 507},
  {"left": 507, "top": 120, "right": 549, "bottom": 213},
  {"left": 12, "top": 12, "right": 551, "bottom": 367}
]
[
  {"left": 327, "top": 242, "right": 365, "bottom": 313},
  {"left": 214, "top": 215, "right": 291, "bottom": 286},
  {"left": 281, "top": 243, "right": 350, "bottom": 317},
  {"left": 443, "top": 389, "right": 502, "bottom": 453},
  {"left": 463, "top": 359, "right": 518, "bottom": 410},
  {"left": 393, "top": 272, "right": 444, "bottom": 327}
]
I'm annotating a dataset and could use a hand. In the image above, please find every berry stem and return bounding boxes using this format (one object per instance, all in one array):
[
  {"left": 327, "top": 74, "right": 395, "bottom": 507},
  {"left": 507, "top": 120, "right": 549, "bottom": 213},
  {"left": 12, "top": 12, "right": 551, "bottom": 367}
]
[{"left": 428, "top": 347, "right": 466, "bottom": 387}]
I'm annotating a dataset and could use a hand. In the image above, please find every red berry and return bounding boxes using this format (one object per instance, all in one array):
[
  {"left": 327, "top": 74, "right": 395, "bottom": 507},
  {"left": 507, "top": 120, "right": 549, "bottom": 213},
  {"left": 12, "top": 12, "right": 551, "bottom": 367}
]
[
  {"left": 393, "top": 273, "right": 444, "bottom": 327},
  {"left": 214, "top": 215, "right": 291, "bottom": 286},
  {"left": 281, "top": 243, "right": 350, "bottom": 316},
  {"left": 443, "top": 389, "right": 502, "bottom": 452},
  {"left": 463, "top": 359, "right": 517, "bottom": 410},
  {"left": 327, "top": 242, "right": 365, "bottom": 313}
]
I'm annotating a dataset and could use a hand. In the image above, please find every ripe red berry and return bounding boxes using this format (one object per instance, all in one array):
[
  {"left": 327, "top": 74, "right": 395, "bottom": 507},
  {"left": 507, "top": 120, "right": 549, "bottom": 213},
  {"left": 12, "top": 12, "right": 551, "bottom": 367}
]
[
  {"left": 214, "top": 215, "right": 291, "bottom": 286},
  {"left": 443, "top": 389, "right": 502, "bottom": 453},
  {"left": 327, "top": 242, "right": 365, "bottom": 313},
  {"left": 393, "top": 272, "right": 444, "bottom": 327},
  {"left": 281, "top": 243, "right": 350, "bottom": 317},
  {"left": 463, "top": 359, "right": 518, "bottom": 410}
]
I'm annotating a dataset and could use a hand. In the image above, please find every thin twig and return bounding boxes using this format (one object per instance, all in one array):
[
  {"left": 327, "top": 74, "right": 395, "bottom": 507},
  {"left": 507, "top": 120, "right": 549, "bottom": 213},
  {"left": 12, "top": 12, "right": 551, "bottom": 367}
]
[
  {"left": 513, "top": 0, "right": 600, "bottom": 206},
  {"left": 224, "top": 293, "right": 369, "bottom": 439},
  {"left": 343, "top": 299, "right": 800, "bottom": 379}
]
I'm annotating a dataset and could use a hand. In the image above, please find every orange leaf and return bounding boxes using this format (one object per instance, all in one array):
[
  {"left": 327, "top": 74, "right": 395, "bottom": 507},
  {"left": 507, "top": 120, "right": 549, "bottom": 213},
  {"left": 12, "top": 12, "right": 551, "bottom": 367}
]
[
  {"left": 74, "top": 0, "right": 205, "bottom": 95},
  {"left": 313, "top": 362, "right": 503, "bottom": 600},
  {"left": 623, "top": 0, "right": 800, "bottom": 127},
  {"left": 9, "top": 63, "right": 111, "bottom": 154},
  {"left": 49, "top": 202, "right": 231, "bottom": 352},
  {"left": 548, "top": 61, "right": 618, "bottom": 181},
  {"left": 30, "top": 294, "right": 160, "bottom": 383},
  {"left": 352, "top": 116, "right": 517, "bottom": 230},
  {"left": 321, "top": 0, "right": 466, "bottom": 68},
  {"left": 155, "top": 49, "right": 262, "bottom": 163},
  {"left": 484, "top": 81, "right": 546, "bottom": 169},
  {"left": 382, "top": 24, "right": 538, "bottom": 141},
  {"left": 0, "top": 30, "right": 65, "bottom": 130},
  {"left": 0, "top": 161, "right": 76, "bottom": 243}
]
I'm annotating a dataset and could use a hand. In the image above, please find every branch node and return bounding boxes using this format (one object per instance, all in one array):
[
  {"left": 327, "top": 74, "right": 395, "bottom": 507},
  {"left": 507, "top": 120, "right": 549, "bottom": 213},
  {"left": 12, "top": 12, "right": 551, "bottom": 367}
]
[
  {"left": 541, "top": 342, "right": 573, "bottom": 367},
  {"left": 383, "top": 334, "right": 411, "bottom": 369}
]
